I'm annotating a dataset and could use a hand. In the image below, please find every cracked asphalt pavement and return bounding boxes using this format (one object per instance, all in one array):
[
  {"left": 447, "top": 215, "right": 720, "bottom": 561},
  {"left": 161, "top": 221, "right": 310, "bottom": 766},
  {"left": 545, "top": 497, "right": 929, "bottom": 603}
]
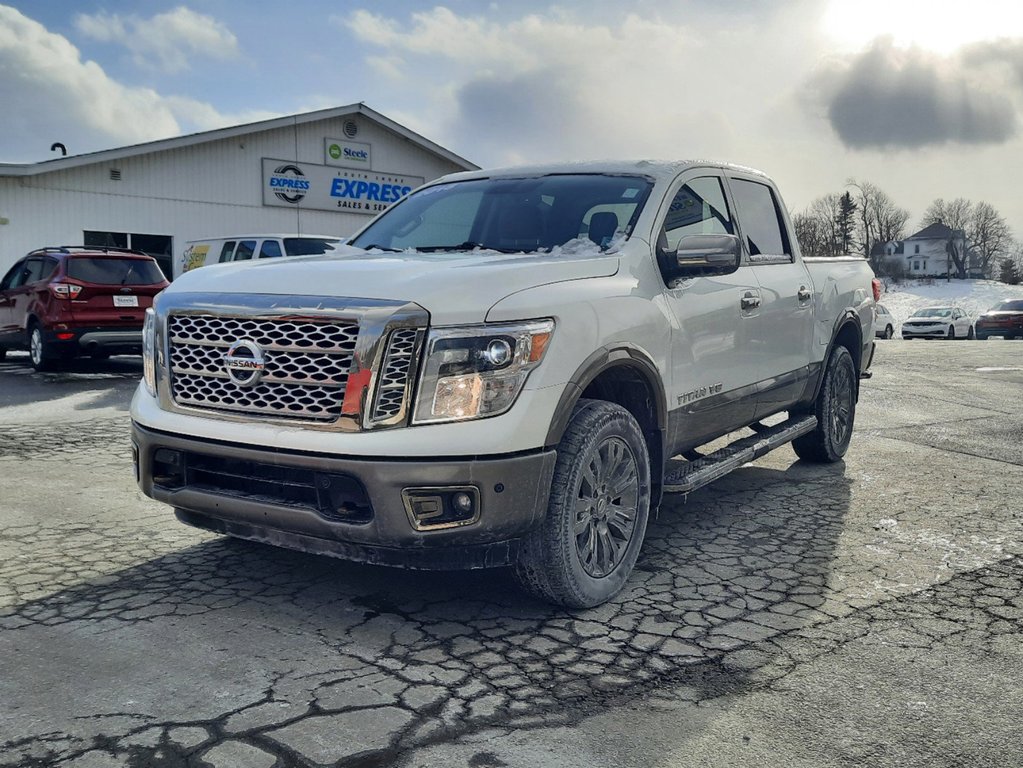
[{"left": 0, "top": 342, "right": 1021, "bottom": 767}]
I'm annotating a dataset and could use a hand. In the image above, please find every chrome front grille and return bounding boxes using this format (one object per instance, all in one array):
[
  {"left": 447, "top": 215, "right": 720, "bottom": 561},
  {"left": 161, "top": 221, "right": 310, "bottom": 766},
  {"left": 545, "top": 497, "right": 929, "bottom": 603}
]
[
  {"left": 370, "top": 328, "right": 422, "bottom": 423},
  {"left": 168, "top": 315, "right": 358, "bottom": 422}
]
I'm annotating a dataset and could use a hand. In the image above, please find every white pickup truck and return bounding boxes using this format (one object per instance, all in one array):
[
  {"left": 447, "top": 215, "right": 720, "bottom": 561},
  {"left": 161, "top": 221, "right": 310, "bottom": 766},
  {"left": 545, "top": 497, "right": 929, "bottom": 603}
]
[{"left": 131, "top": 161, "right": 877, "bottom": 608}]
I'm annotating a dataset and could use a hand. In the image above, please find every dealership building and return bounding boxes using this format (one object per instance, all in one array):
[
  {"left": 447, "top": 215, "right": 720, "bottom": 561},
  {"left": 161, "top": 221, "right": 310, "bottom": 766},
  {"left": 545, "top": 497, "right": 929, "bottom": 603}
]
[{"left": 0, "top": 103, "right": 477, "bottom": 277}]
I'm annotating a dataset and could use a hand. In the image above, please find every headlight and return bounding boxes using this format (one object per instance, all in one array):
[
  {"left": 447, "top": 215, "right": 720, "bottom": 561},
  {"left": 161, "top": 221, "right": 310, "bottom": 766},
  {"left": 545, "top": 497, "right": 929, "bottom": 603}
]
[
  {"left": 142, "top": 307, "right": 157, "bottom": 396},
  {"left": 412, "top": 319, "right": 554, "bottom": 424}
]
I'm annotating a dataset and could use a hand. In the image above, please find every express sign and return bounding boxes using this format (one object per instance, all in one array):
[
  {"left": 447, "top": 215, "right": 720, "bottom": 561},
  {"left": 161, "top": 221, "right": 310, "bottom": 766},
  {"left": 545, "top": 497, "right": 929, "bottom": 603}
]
[{"left": 261, "top": 158, "right": 424, "bottom": 215}]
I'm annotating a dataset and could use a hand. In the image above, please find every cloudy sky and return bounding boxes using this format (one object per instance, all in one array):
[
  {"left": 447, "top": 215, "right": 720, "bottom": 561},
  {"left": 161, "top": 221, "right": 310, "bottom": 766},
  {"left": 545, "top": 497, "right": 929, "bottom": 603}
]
[{"left": 2, "top": 1, "right": 1022, "bottom": 235}]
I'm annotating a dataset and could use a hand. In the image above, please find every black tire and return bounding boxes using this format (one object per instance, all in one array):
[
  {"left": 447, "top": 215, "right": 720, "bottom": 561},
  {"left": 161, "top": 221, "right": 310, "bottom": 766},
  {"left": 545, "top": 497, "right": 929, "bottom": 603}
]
[
  {"left": 514, "top": 399, "right": 651, "bottom": 608},
  {"left": 792, "top": 345, "right": 856, "bottom": 463},
  {"left": 91, "top": 351, "right": 111, "bottom": 361},
  {"left": 28, "top": 324, "right": 58, "bottom": 372},
  {"left": 0, "top": 347, "right": 6, "bottom": 362},
  {"left": 947, "top": 325, "right": 955, "bottom": 340},
  {"left": 966, "top": 326, "right": 975, "bottom": 340},
  {"left": 884, "top": 325, "right": 893, "bottom": 339}
]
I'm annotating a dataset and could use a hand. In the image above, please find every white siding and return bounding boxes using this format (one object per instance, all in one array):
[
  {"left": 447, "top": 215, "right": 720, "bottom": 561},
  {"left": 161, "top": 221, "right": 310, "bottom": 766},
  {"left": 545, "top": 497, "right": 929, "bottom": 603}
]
[{"left": 0, "top": 114, "right": 466, "bottom": 276}]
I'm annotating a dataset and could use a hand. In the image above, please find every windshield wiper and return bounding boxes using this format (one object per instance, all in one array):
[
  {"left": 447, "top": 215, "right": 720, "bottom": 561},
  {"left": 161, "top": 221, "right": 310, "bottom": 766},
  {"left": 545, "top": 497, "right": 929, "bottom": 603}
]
[
  {"left": 360, "top": 243, "right": 402, "bottom": 252},
  {"left": 416, "top": 241, "right": 522, "bottom": 254}
]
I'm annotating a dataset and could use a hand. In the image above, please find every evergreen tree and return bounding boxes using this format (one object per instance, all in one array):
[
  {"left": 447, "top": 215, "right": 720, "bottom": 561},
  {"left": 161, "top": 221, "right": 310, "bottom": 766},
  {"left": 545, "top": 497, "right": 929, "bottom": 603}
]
[
  {"left": 999, "top": 257, "right": 1021, "bottom": 285},
  {"left": 836, "top": 191, "right": 857, "bottom": 254}
]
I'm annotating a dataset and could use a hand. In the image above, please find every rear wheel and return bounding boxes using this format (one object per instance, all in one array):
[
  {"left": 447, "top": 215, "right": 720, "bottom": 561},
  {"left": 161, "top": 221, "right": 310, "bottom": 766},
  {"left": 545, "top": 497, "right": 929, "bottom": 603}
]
[
  {"left": 947, "top": 325, "right": 955, "bottom": 340},
  {"left": 967, "top": 326, "right": 975, "bottom": 340},
  {"left": 792, "top": 345, "right": 856, "bottom": 463},
  {"left": 29, "top": 324, "right": 59, "bottom": 372},
  {"left": 514, "top": 399, "right": 651, "bottom": 608},
  {"left": 883, "top": 325, "right": 893, "bottom": 339}
]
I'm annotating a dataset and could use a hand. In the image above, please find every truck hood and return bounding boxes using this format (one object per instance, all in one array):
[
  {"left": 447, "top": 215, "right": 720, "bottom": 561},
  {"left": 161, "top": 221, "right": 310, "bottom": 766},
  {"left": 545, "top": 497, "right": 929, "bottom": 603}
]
[{"left": 167, "top": 248, "right": 620, "bottom": 323}]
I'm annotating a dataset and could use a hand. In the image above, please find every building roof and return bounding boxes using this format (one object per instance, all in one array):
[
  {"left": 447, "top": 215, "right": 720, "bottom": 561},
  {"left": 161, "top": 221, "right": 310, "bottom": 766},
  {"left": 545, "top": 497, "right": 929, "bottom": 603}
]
[
  {"left": 0, "top": 103, "right": 478, "bottom": 177},
  {"left": 907, "top": 222, "right": 956, "bottom": 240}
]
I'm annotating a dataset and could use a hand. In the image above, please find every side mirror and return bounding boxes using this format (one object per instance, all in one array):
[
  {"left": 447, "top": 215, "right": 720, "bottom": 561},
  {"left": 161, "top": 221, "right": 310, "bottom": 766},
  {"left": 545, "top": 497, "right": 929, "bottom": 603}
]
[{"left": 673, "top": 234, "right": 741, "bottom": 277}]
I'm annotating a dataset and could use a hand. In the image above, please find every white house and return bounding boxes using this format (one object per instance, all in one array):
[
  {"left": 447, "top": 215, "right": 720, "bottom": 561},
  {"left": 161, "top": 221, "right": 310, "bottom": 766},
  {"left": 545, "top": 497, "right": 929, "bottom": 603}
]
[
  {"left": 876, "top": 222, "right": 981, "bottom": 278},
  {"left": 0, "top": 104, "right": 477, "bottom": 278}
]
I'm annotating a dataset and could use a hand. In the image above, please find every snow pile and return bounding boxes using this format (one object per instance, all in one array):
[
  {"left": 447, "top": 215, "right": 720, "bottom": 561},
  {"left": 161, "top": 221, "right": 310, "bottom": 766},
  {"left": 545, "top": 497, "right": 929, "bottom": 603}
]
[{"left": 877, "top": 279, "right": 1023, "bottom": 329}]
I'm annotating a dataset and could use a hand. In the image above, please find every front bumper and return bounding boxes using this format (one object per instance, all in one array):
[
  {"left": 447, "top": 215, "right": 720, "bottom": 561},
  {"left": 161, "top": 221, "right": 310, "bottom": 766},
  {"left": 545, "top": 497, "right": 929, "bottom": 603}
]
[
  {"left": 132, "top": 422, "right": 557, "bottom": 569},
  {"left": 902, "top": 326, "right": 949, "bottom": 339}
]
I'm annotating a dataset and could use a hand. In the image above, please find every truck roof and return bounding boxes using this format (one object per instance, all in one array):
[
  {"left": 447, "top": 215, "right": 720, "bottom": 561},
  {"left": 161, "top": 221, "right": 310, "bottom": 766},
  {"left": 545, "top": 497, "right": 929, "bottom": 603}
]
[{"left": 436, "top": 160, "right": 771, "bottom": 185}]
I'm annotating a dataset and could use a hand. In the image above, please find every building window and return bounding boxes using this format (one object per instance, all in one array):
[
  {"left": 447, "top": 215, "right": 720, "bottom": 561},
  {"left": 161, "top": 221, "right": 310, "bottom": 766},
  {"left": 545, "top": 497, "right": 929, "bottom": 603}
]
[
  {"left": 913, "top": 260, "right": 920, "bottom": 270},
  {"left": 84, "top": 231, "right": 173, "bottom": 278},
  {"left": 914, "top": 244, "right": 920, "bottom": 254}
]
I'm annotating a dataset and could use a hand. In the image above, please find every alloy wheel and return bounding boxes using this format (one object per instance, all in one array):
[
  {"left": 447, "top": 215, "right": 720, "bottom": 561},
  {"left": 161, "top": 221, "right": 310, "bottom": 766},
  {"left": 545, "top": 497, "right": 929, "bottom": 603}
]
[{"left": 574, "top": 436, "right": 640, "bottom": 578}]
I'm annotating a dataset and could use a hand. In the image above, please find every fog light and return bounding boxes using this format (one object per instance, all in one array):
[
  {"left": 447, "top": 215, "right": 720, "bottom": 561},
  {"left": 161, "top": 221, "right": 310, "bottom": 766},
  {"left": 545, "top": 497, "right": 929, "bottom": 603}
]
[{"left": 402, "top": 486, "right": 480, "bottom": 530}]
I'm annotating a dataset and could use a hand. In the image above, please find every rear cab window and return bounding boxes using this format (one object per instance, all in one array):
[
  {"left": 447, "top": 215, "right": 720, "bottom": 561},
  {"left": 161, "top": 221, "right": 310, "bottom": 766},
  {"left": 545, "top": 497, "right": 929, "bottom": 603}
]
[{"left": 729, "top": 178, "right": 792, "bottom": 262}]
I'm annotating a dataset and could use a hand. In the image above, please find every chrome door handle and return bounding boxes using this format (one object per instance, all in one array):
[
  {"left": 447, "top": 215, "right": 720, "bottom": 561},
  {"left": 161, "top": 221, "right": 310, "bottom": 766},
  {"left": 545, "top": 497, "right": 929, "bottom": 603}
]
[
  {"left": 797, "top": 286, "right": 812, "bottom": 302},
  {"left": 741, "top": 292, "right": 761, "bottom": 310}
]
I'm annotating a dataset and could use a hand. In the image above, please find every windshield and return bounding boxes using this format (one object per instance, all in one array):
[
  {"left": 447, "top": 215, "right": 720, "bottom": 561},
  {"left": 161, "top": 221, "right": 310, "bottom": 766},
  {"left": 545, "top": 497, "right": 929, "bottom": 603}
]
[
  {"left": 349, "top": 174, "right": 654, "bottom": 254},
  {"left": 992, "top": 300, "right": 1023, "bottom": 311},
  {"left": 911, "top": 308, "right": 951, "bottom": 318}
]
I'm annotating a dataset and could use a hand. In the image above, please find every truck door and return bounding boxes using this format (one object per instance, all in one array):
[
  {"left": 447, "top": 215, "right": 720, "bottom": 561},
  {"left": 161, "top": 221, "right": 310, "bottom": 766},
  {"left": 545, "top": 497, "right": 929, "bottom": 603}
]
[
  {"left": 726, "top": 176, "right": 814, "bottom": 417},
  {"left": 659, "top": 173, "right": 759, "bottom": 449}
]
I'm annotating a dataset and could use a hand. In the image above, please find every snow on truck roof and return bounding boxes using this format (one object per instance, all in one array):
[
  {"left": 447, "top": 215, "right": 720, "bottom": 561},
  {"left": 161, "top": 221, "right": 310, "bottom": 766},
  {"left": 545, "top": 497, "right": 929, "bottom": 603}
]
[{"left": 434, "top": 160, "right": 771, "bottom": 185}]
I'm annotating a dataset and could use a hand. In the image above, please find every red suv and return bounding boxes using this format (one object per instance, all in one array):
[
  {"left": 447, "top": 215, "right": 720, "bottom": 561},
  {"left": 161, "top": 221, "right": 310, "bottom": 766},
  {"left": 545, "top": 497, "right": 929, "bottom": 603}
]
[{"left": 0, "top": 246, "right": 169, "bottom": 370}]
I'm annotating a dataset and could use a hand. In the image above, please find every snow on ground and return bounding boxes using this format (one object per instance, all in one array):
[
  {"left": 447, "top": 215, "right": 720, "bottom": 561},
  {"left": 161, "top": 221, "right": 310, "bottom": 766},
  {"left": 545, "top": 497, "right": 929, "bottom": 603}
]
[{"left": 877, "top": 279, "right": 1023, "bottom": 330}]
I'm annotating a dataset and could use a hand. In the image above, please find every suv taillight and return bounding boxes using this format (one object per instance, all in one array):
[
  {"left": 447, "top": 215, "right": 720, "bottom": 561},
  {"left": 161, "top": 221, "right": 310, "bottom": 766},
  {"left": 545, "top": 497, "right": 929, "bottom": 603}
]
[
  {"left": 871, "top": 278, "right": 882, "bottom": 302},
  {"left": 49, "top": 283, "right": 82, "bottom": 299}
]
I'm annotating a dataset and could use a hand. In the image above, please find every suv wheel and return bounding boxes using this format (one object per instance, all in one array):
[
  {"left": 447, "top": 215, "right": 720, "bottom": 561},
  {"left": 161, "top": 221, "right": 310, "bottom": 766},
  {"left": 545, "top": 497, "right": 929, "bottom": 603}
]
[
  {"left": 29, "top": 324, "right": 58, "bottom": 372},
  {"left": 514, "top": 399, "right": 651, "bottom": 608},
  {"left": 792, "top": 345, "right": 856, "bottom": 463},
  {"left": 884, "top": 325, "right": 893, "bottom": 339},
  {"left": 0, "top": 347, "right": 6, "bottom": 362}
]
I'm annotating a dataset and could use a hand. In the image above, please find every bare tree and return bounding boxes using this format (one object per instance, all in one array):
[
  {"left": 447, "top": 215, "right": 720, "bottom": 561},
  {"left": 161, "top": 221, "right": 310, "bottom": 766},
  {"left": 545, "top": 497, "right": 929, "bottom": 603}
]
[
  {"left": 968, "top": 202, "right": 1011, "bottom": 278},
  {"left": 792, "top": 193, "right": 843, "bottom": 258},
  {"left": 920, "top": 198, "right": 972, "bottom": 278},
  {"left": 846, "top": 179, "right": 910, "bottom": 272}
]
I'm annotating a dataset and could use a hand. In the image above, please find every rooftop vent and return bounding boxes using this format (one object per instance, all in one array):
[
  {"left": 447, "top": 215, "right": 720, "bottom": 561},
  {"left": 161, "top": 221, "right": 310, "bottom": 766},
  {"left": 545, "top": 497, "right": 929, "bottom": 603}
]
[
  {"left": 109, "top": 168, "right": 122, "bottom": 181},
  {"left": 343, "top": 120, "right": 358, "bottom": 138}
]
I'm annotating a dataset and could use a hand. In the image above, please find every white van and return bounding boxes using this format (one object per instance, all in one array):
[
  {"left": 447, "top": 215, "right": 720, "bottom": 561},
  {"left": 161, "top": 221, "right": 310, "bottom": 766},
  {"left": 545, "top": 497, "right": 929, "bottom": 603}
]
[{"left": 175, "top": 234, "right": 342, "bottom": 280}]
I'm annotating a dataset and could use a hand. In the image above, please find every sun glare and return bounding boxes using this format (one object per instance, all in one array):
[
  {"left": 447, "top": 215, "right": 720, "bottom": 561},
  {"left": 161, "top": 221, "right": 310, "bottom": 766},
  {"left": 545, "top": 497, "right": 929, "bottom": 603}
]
[{"left": 822, "top": 0, "right": 1023, "bottom": 52}]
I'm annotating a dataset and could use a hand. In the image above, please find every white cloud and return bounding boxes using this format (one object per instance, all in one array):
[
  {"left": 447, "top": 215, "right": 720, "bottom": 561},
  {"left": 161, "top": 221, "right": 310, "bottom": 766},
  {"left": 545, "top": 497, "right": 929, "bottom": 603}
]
[
  {"left": 75, "top": 6, "right": 240, "bottom": 73},
  {"left": 0, "top": 5, "right": 275, "bottom": 161},
  {"left": 341, "top": 6, "right": 815, "bottom": 166}
]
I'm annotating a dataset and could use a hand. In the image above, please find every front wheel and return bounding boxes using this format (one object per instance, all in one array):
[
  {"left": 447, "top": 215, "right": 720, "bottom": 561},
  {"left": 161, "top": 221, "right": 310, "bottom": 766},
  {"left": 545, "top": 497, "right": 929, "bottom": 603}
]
[
  {"left": 792, "top": 345, "right": 856, "bottom": 463},
  {"left": 514, "top": 399, "right": 651, "bottom": 608},
  {"left": 947, "top": 325, "right": 956, "bottom": 340},
  {"left": 884, "top": 325, "right": 893, "bottom": 339}
]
